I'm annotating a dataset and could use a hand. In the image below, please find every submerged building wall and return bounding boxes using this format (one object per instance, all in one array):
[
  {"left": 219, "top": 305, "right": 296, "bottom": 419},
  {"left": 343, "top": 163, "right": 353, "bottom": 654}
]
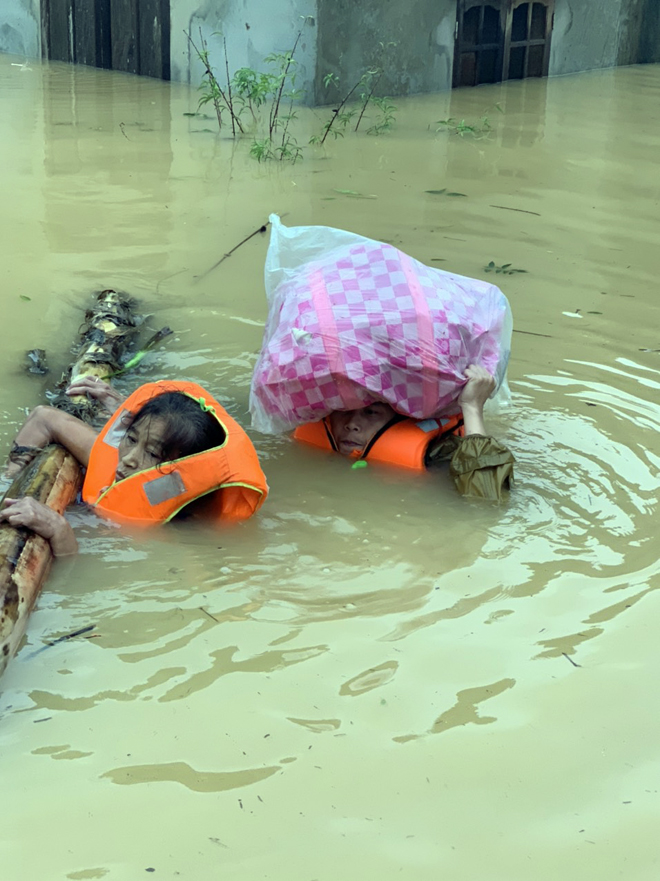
[
  {"left": 549, "top": 0, "right": 660, "bottom": 75},
  {"left": 0, "top": 0, "right": 40, "bottom": 59},
  {"left": 170, "top": 0, "right": 318, "bottom": 99},
  {"left": 314, "top": 0, "right": 456, "bottom": 105},
  {"left": 1, "top": 0, "right": 659, "bottom": 98}
]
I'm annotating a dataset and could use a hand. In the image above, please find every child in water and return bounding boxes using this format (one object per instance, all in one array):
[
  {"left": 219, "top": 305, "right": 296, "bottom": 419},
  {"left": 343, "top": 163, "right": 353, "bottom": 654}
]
[
  {"left": 294, "top": 364, "right": 514, "bottom": 500},
  {"left": 0, "top": 377, "right": 268, "bottom": 555}
]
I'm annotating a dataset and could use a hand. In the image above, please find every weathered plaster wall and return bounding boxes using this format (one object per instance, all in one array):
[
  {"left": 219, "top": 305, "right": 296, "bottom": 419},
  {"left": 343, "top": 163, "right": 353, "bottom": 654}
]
[
  {"left": 549, "top": 0, "right": 660, "bottom": 75},
  {"left": 638, "top": 0, "right": 660, "bottom": 62},
  {"left": 618, "top": 0, "right": 660, "bottom": 64},
  {"left": 170, "top": 0, "right": 318, "bottom": 101},
  {"left": 550, "top": 0, "right": 623, "bottom": 75},
  {"left": 1, "top": 0, "right": 659, "bottom": 97},
  {"left": 0, "top": 0, "right": 40, "bottom": 58},
  {"left": 315, "top": 0, "right": 456, "bottom": 104}
]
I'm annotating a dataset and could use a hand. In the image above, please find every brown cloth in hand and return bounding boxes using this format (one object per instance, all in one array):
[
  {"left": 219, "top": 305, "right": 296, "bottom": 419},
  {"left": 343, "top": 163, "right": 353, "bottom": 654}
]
[{"left": 425, "top": 434, "right": 515, "bottom": 502}]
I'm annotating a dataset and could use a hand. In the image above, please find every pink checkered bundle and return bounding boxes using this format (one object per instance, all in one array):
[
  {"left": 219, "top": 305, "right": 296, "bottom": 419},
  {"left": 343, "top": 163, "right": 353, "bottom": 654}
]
[{"left": 250, "top": 216, "right": 512, "bottom": 434}]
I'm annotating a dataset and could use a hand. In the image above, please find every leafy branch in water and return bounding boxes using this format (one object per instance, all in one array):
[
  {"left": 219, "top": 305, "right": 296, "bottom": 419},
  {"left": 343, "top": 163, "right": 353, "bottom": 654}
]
[
  {"left": 186, "top": 29, "right": 244, "bottom": 135},
  {"left": 437, "top": 115, "right": 492, "bottom": 137},
  {"left": 311, "top": 41, "right": 398, "bottom": 145},
  {"left": 436, "top": 103, "right": 503, "bottom": 139},
  {"left": 484, "top": 261, "right": 528, "bottom": 275}
]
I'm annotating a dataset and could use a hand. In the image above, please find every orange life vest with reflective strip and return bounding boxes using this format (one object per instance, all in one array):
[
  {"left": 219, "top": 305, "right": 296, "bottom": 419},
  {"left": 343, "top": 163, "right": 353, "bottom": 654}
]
[
  {"left": 82, "top": 381, "right": 268, "bottom": 526},
  {"left": 293, "top": 414, "right": 464, "bottom": 472}
]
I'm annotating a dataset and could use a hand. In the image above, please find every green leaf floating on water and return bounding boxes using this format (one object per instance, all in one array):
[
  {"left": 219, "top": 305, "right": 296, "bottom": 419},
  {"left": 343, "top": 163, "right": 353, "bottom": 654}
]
[
  {"left": 484, "top": 261, "right": 527, "bottom": 275},
  {"left": 351, "top": 460, "right": 368, "bottom": 470},
  {"left": 333, "top": 189, "right": 378, "bottom": 199},
  {"left": 20, "top": 295, "right": 31, "bottom": 301}
]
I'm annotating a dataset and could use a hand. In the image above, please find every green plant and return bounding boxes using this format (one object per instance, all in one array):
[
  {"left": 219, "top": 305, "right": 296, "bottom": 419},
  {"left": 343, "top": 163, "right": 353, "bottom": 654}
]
[
  {"left": 366, "top": 96, "right": 396, "bottom": 135},
  {"left": 354, "top": 41, "right": 397, "bottom": 132},
  {"left": 436, "top": 115, "right": 492, "bottom": 138},
  {"left": 232, "top": 67, "right": 277, "bottom": 123},
  {"left": 484, "top": 261, "right": 528, "bottom": 275},
  {"left": 311, "top": 72, "right": 363, "bottom": 145},
  {"left": 186, "top": 29, "right": 244, "bottom": 135},
  {"left": 312, "top": 41, "right": 398, "bottom": 145}
]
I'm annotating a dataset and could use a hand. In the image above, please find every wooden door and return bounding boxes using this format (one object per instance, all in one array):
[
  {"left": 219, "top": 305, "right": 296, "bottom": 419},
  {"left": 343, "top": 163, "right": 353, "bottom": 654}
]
[{"left": 41, "top": 0, "right": 170, "bottom": 79}]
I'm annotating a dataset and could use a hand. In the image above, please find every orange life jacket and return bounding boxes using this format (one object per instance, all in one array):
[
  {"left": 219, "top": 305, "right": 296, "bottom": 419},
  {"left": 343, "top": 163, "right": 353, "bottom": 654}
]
[
  {"left": 293, "top": 414, "right": 464, "bottom": 472},
  {"left": 82, "top": 381, "right": 268, "bottom": 527}
]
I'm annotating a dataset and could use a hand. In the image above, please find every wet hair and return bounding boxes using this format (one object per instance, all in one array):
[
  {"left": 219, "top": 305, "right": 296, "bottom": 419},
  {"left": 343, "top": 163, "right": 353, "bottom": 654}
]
[{"left": 127, "top": 391, "right": 226, "bottom": 463}]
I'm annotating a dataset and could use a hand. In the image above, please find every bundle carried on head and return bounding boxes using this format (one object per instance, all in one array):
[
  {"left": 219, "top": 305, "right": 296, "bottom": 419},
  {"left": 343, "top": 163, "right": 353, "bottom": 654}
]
[{"left": 250, "top": 215, "right": 513, "bottom": 434}]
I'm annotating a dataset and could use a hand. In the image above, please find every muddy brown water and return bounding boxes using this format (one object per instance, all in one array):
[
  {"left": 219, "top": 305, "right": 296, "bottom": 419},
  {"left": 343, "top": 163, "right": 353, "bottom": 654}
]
[{"left": 1, "top": 53, "right": 659, "bottom": 880}]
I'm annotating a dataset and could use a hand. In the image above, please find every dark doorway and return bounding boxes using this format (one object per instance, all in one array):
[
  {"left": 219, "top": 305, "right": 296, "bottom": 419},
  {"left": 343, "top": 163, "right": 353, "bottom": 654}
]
[
  {"left": 453, "top": 0, "right": 553, "bottom": 87},
  {"left": 41, "top": 0, "right": 170, "bottom": 80}
]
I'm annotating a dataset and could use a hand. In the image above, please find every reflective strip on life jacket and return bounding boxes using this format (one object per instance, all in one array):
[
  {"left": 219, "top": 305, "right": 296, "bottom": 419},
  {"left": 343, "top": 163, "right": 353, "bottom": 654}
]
[
  {"left": 293, "top": 413, "right": 464, "bottom": 471},
  {"left": 82, "top": 381, "right": 268, "bottom": 526}
]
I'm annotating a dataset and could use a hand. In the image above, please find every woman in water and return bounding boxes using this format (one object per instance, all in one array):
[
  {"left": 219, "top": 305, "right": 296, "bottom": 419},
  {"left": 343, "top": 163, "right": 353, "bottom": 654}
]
[
  {"left": 1, "top": 377, "right": 268, "bottom": 554},
  {"left": 294, "top": 364, "right": 514, "bottom": 500}
]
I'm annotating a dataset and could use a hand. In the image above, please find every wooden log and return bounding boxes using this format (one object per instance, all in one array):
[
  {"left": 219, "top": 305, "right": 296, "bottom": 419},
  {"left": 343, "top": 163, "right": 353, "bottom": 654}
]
[
  {"left": 0, "top": 447, "right": 81, "bottom": 675},
  {"left": 0, "top": 289, "right": 141, "bottom": 675}
]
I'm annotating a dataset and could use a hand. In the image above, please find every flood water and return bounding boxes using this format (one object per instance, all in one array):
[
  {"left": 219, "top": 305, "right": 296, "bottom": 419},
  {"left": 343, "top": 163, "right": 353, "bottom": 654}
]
[{"left": 1, "top": 52, "right": 659, "bottom": 880}]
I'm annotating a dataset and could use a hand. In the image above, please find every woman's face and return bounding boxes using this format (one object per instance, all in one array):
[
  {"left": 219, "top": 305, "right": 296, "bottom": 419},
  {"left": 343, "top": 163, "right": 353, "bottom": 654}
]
[
  {"left": 328, "top": 403, "right": 396, "bottom": 456},
  {"left": 115, "top": 416, "right": 170, "bottom": 481}
]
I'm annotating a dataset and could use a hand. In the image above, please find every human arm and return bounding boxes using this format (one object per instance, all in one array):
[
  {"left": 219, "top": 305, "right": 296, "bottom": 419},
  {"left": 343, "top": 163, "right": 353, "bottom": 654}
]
[
  {"left": 0, "top": 497, "right": 78, "bottom": 556},
  {"left": 5, "top": 407, "right": 98, "bottom": 478},
  {"left": 458, "top": 364, "right": 495, "bottom": 436},
  {"left": 425, "top": 365, "right": 514, "bottom": 500},
  {"left": 66, "top": 376, "right": 125, "bottom": 415}
]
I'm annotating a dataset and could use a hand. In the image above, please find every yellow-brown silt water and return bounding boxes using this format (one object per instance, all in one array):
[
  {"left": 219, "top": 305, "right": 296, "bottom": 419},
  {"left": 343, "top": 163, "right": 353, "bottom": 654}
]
[{"left": 1, "top": 53, "right": 659, "bottom": 880}]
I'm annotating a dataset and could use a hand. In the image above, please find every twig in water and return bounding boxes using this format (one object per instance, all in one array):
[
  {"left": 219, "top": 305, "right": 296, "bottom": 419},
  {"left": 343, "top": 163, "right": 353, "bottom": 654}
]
[
  {"left": 513, "top": 329, "right": 553, "bottom": 338},
  {"left": 119, "top": 122, "right": 130, "bottom": 140},
  {"left": 28, "top": 624, "right": 96, "bottom": 657},
  {"left": 195, "top": 217, "right": 280, "bottom": 281},
  {"left": 562, "top": 652, "right": 581, "bottom": 667},
  {"left": 199, "top": 607, "right": 219, "bottom": 623},
  {"left": 490, "top": 205, "right": 541, "bottom": 216}
]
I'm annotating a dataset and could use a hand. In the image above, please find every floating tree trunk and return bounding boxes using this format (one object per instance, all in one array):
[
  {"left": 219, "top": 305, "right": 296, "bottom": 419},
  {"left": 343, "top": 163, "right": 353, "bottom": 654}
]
[{"left": 0, "top": 289, "right": 140, "bottom": 676}]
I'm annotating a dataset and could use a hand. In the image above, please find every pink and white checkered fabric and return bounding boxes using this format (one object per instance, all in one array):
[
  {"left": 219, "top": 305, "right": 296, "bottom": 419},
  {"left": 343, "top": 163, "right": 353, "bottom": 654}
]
[{"left": 251, "top": 221, "right": 512, "bottom": 434}]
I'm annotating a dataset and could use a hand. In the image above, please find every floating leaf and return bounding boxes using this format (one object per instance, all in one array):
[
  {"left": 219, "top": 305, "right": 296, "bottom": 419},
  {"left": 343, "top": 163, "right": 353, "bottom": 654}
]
[
  {"left": 183, "top": 112, "right": 198, "bottom": 117},
  {"left": 485, "top": 261, "right": 527, "bottom": 275},
  {"left": 20, "top": 295, "right": 31, "bottom": 301},
  {"left": 446, "top": 192, "right": 467, "bottom": 197},
  {"left": 430, "top": 257, "right": 446, "bottom": 262},
  {"left": 586, "top": 310, "right": 602, "bottom": 314},
  {"left": 333, "top": 188, "right": 377, "bottom": 199}
]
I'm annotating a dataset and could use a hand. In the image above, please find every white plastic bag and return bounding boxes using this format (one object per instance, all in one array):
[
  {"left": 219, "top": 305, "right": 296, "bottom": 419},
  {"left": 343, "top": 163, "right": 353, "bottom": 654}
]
[{"left": 250, "top": 215, "right": 512, "bottom": 434}]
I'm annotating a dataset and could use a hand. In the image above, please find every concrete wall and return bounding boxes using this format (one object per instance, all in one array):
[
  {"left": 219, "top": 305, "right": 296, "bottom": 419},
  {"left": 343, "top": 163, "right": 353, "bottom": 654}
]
[
  {"left": 170, "top": 0, "right": 318, "bottom": 101},
  {"left": 619, "top": 0, "right": 660, "bottom": 64},
  {"left": 0, "top": 0, "right": 39, "bottom": 59},
  {"left": 314, "top": 0, "right": 456, "bottom": 104},
  {"left": 550, "top": 0, "right": 623, "bottom": 76},
  {"left": 1, "top": 0, "right": 659, "bottom": 97},
  {"left": 549, "top": 0, "right": 660, "bottom": 76}
]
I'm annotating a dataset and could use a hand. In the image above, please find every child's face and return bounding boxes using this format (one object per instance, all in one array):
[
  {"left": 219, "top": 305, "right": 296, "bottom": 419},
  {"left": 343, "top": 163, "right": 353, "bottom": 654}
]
[
  {"left": 116, "top": 415, "right": 169, "bottom": 481},
  {"left": 328, "top": 403, "right": 396, "bottom": 456}
]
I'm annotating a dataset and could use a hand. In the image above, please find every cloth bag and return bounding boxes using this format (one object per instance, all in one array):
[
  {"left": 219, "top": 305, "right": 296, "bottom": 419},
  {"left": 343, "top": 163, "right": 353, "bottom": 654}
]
[{"left": 250, "top": 215, "right": 512, "bottom": 434}]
